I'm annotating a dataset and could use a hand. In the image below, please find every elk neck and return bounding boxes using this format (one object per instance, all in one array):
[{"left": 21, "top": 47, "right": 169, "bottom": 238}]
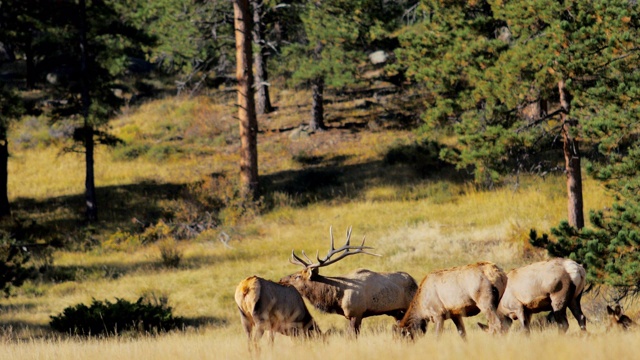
[{"left": 299, "top": 274, "right": 345, "bottom": 315}]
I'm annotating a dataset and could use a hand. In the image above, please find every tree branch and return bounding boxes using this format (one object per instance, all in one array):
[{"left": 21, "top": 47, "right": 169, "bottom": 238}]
[{"left": 515, "top": 108, "right": 565, "bottom": 133}]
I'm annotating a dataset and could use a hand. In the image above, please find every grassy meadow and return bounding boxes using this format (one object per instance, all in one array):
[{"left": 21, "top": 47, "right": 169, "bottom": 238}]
[{"left": 2, "top": 86, "right": 638, "bottom": 359}]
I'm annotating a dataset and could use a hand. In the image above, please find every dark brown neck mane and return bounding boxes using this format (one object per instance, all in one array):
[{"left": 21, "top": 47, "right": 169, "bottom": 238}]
[{"left": 298, "top": 275, "right": 344, "bottom": 315}]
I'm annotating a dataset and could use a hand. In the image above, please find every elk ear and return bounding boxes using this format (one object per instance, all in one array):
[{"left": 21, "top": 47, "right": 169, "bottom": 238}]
[
  {"left": 607, "top": 305, "right": 614, "bottom": 315},
  {"left": 302, "top": 268, "right": 316, "bottom": 279},
  {"left": 614, "top": 305, "right": 623, "bottom": 317}
]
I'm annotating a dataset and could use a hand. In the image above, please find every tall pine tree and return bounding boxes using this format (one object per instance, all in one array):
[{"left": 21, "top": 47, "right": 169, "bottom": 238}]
[
  {"left": 44, "top": 0, "right": 154, "bottom": 221},
  {"left": 395, "top": 0, "right": 640, "bottom": 229}
]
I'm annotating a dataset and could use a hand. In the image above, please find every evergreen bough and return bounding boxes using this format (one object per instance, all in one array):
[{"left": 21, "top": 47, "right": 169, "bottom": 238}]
[{"left": 531, "top": 145, "right": 640, "bottom": 299}]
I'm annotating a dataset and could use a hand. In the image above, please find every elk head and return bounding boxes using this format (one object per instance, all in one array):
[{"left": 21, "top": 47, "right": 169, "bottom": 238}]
[
  {"left": 607, "top": 304, "right": 636, "bottom": 331},
  {"left": 279, "top": 226, "right": 380, "bottom": 288}
]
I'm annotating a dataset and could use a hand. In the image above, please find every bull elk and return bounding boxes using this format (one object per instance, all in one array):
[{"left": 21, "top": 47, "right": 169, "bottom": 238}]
[
  {"left": 394, "top": 261, "right": 508, "bottom": 340},
  {"left": 478, "top": 258, "right": 587, "bottom": 334},
  {"left": 607, "top": 304, "right": 636, "bottom": 331},
  {"left": 235, "top": 276, "right": 320, "bottom": 348},
  {"left": 279, "top": 226, "right": 418, "bottom": 335}
]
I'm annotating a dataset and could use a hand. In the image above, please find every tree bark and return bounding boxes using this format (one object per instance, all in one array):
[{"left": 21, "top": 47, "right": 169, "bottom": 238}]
[
  {"left": 234, "top": 0, "right": 259, "bottom": 199},
  {"left": 25, "top": 35, "right": 36, "bottom": 89},
  {"left": 310, "top": 77, "right": 324, "bottom": 131},
  {"left": 559, "top": 79, "right": 584, "bottom": 229},
  {"left": 0, "top": 126, "right": 10, "bottom": 218},
  {"left": 252, "top": 0, "right": 273, "bottom": 115},
  {"left": 79, "top": 0, "right": 97, "bottom": 221}
]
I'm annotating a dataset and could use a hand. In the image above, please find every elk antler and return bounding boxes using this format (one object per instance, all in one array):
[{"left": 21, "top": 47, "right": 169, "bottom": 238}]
[{"left": 289, "top": 226, "right": 381, "bottom": 270}]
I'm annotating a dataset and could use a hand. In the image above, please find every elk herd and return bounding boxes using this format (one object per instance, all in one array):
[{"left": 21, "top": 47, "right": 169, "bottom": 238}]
[{"left": 235, "top": 227, "right": 636, "bottom": 347}]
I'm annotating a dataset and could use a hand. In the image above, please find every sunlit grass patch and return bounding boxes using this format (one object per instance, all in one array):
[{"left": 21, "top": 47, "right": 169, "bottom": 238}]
[{"left": 0, "top": 325, "right": 636, "bottom": 360}]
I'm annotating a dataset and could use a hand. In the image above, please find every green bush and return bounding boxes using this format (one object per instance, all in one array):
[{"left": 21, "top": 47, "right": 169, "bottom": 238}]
[
  {"left": 0, "top": 236, "right": 33, "bottom": 296},
  {"left": 49, "top": 297, "right": 183, "bottom": 336},
  {"left": 112, "top": 143, "right": 151, "bottom": 160},
  {"left": 383, "top": 139, "right": 446, "bottom": 176},
  {"left": 146, "top": 144, "right": 180, "bottom": 161}
]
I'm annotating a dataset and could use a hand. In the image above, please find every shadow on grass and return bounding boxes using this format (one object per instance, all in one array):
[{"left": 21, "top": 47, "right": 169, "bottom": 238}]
[
  {"left": 6, "top": 140, "right": 467, "bottom": 248},
  {"left": 0, "top": 302, "right": 38, "bottom": 313},
  {"left": 39, "top": 252, "right": 259, "bottom": 283},
  {"left": 9, "top": 181, "right": 186, "bottom": 245},
  {"left": 0, "top": 321, "right": 51, "bottom": 337},
  {"left": 181, "top": 316, "right": 228, "bottom": 329},
  {"left": 0, "top": 317, "right": 228, "bottom": 341},
  {"left": 261, "top": 140, "right": 468, "bottom": 208}
]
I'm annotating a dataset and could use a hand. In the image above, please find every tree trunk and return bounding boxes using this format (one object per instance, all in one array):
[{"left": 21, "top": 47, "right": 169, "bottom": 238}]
[
  {"left": 79, "top": 0, "right": 97, "bottom": 221},
  {"left": 252, "top": 0, "right": 273, "bottom": 115},
  {"left": 234, "top": 0, "right": 259, "bottom": 199},
  {"left": 310, "top": 77, "right": 324, "bottom": 131},
  {"left": 84, "top": 125, "right": 97, "bottom": 221},
  {"left": 558, "top": 79, "right": 584, "bottom": 229},
  {"left": 25, "top": 36, "right": 36, "bottom": 89},
  {"left": 0, "top": 126, "right": 10, "bottom": 218}
]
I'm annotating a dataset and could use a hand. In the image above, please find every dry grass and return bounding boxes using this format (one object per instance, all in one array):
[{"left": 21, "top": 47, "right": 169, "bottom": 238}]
[
  {"left": 1, "top": 326, "right": 638, "bottom": 360},
  {"left": 1, "top": 90, "right": 627, "bottom": 358}
]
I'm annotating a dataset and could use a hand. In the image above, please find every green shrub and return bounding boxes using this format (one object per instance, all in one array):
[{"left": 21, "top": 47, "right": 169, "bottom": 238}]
[
  {"left": 0, "top": 236, "right": 33, "bottom": 296},
  {"left": 49, "top": 297, "right": 183, "bottom": 336},
  {"left": 112, "top": 143, "right": 151, "bottom": 160},
  {"left": 383, "top": 139, "right": 445, "bottom": 176},
  {"left": 146, "top": 144, "right": 180, "bottom": 161}
]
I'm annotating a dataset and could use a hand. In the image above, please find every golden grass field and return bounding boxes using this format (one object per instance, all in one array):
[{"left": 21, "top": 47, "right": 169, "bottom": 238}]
[
  {"left": 2, "top": 328, "right": 639, "bottom": 360},
  {"left": 2, "top": 90, "right": 639, "bottom": 359}
]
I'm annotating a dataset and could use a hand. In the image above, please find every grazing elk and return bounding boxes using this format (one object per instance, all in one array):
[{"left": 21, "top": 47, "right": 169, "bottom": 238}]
[
  {"left": 607, "top": 304, "right": 636, "bottom": 331},
  {"left": 279, "top": 226, "right": 418, "bottom": 335},
  {"left": 394, "top": 261, "right": 508, "bottom": 340},
  {"left": 235, "top": 276, "right": 320, "bottom": 348},
  {"left": 478, "top": 258, "right": 587, "bottom": 334}
]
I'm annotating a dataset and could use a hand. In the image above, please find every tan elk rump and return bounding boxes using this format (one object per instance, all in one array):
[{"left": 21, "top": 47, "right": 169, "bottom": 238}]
[
  {"left": 479, "top": 258, "right": 587, "bottom": 334},
  {"left": 279, "top": 226, "right": 418, "bottom": 335},
  {"left": 395, "top": 261, "right": 508, "bottom": 339},
  {"left": 235, "top": 276, "right": 320, "bottom": 346}
]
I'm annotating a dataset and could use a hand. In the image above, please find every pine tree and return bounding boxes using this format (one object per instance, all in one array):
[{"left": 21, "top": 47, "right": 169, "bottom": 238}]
[
  {"left": 0, "top": 86, "right": 23, "bottom": 218},
  {"left": 234, "top": 0, "right": 259, "bottom": 199},
  {"left": 117, "top": 0, "right": 236, "bottom": 92},
  {"left": 283, "top": 0, "right": 402, "bottom": 131},
  {"left": 42, "top": 0, "right": 154, "bottom": 222},
  {"left": 253, "top": 0, "right": 274, "bottom": 114},
  {"left": 395, "top": 0, "right": 640, "bottom": 229}
]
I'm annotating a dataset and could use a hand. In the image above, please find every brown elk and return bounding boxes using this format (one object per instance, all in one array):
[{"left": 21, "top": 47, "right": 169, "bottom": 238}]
[
  {"left": 279, "top": 226, "right": 418, "bottom": 335},
  {"left": 394, "top": 261, "right": 508, "bottom": 340},
  {"left": 478, "top": 258, "right": 587, "bottom": 334},
  {"left": 607, "top": 304, "right": 636, "bottom": 331},
  {"left": 235, "top": 276, "right": 320, "bottom": 347}
]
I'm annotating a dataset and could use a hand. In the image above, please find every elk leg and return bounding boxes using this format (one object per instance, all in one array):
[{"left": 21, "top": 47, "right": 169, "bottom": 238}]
[
  {"left": 240, "top": 313, "right": 253, "bottom": 341},
  {"left": 485, "top": 310, "right": 503, "bottom": 334},
  {"left": 451, "top": 315, "right": 467, "bottom": 340},
  {"left": 516, "top": 307, "right": 531, "bottom": 334},
  {"left": 552, "top": 308, "right": 569, "bottom": 333},
  {"left": 349, "top": 316, "right": 363, "bottom": 337},
  {"left": 420, "top": 318, "right": 428, "bottom": 334},
  {"left": 477, "top": 297, "right": 502, "bottom": 334},
  {"left": 568, "top": 294, "right": 587, "bottom": 331},
  {"left": 254, "top": 326, "right": 265, "bottom": 342},
  {"left": 433, "top": 316, "right": 444, "bottom": 338}
]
